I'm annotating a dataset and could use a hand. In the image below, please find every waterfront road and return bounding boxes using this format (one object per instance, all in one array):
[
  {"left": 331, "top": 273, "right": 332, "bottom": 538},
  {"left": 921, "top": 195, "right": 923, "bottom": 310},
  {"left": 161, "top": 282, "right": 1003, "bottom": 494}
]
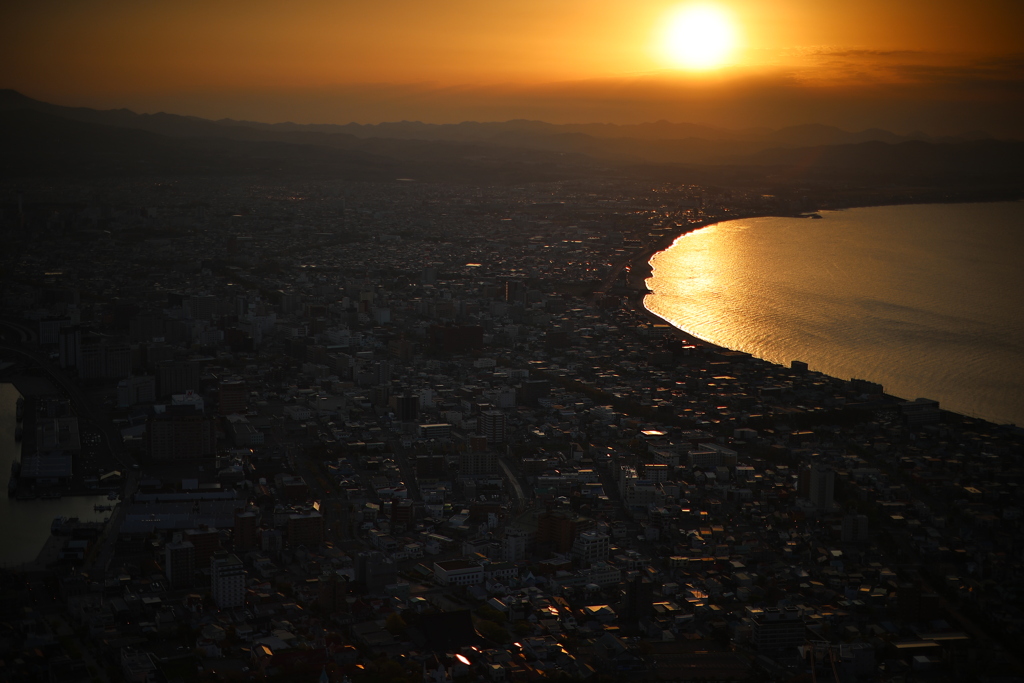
[{"left": 497, "top": 455, "right": 527, "bottom": 516}]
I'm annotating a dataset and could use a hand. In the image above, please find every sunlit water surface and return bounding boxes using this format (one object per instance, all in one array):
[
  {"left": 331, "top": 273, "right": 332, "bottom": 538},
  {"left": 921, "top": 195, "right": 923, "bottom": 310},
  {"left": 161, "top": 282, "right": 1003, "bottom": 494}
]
[{"left": 645, "top": 202, "right": 1024, "bottom": 426}]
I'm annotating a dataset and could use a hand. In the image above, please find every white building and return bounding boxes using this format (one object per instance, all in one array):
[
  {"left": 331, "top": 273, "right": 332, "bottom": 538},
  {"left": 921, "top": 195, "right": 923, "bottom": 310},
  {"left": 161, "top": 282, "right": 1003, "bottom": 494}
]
[
  {"left": 211, "top": 552, "right": 246, "bottom": 609},
  {"left": 503, "top": 526, "right": 530, "bottom": 562},
  {"left": 572, "top": 531, "right": 610, "bottom": 566},
  {"left": 585, "top": 562, "right": 622, "bottom": 587},
  {"left": 433, "top": 559, "right": 483, "bottom": 586}
]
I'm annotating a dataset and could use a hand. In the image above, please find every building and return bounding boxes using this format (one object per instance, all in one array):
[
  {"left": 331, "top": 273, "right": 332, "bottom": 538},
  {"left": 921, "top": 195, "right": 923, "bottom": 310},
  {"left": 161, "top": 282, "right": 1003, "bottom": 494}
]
[
  {"left": 355, "top": 551, "right": 397, "bottom": 594},
  {"left": 643, "top": 463, "right": 669, "bottom": 482},
  {"left": 233, "top": 509, "right": 259, "bottom": 552},
  {"left": 78, "top": 337, "right": 132, "bottom": 380},
  {"left": 572, "top": 531, "right": 611, "bottom": 567},
  {"left": 39, "top": 317, "right": 73, "bottom": 346},
  {"left": 391, "top": 393, "right": 418, "bottom": 421},
  {"left": 619, "top": 573, "right": 654, "bottom": 623},
  {"left": 186, "top": 294, "right": 217, "bottom": 322},
  {"left": 226, "top": 414, "right": 264, "bottom": 447},
  {"left": 459, "top": 450, "right": 498, "bottom": 477},
  {"left": 117, "top": 375, "right": 156, "bottom": 408},
  {"left": 390, "top": 498, "right": 415, "bottom": 531},
  {"left": 164, "top": 536, "right": 195, "bottom": 589},
  {"left": 503, "top": 526, "right": 531, "bottom": 562},
  {"left": 319, "top": 571, "right": 349, "bottom": 613},
  {"left": 537, "top": 510, "right": 593, "bottom": 554},
  {"left": 482, "top": 560, "right": 518, "bottom": 584},
  {"left": 687, "top": 443, "right": 738, "bottom": 469},
  {"left": 900, "top": 398, "right": 941, "bottom": 426},
  {"left": 19, "top": 453, "right": 73, "bottom": 485},
  {"left": 749, "top": 607, "right": 806, "bottom": 654},
  {"left": 218, "top": 379, "right": 248, "bottom": 416},
  {"left": 147, "top": 407, "right": 216, "bottom": 460},
  {"left": 586, "top": 562, "right": 623, "bottom": 588},
  {"left": 156, "top": 360, "right": 200, "bottom": 398},
  {"left": 286, "top": 511, "right": 324, "bottom": 547},
  {"left": 276, "top": 474, "right": 309, "bottom": 502},
  {"left": 58, "top": 325, "right": 81, "bottom": 370},
  {"left": 433, "top": 559, "right": 484, "bottom": 587},
  {"left": 184, "top": 527, "right": 221, "bottom": 568},
  {"left": 419, "top": 423, "right": 452, "bottom": 440},
  {"left": 415, "top": 454, "right": 446, "bottom": 478},
  {"left": 478, "top": 410, "right": 506, "bottom": 444},
  {"left": 210, "top": 552, "right": 246, "bottom": 609},
  {"left": 809, "top": 463, "right": 835, "bottom": 510}
]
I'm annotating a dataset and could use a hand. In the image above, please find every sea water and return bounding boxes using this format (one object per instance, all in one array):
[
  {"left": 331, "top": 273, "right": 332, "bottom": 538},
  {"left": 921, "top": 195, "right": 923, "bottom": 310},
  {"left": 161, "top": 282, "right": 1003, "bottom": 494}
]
[{"left": 645, "top": 202, "right": 1024, "bottom": 426}]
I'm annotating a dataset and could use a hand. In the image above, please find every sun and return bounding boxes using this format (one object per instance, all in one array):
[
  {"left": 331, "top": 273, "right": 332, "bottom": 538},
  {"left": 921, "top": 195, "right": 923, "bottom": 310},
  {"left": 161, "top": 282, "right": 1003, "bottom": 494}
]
[{"left": 661, "top": 4, "right": 738, "bottom": 71}]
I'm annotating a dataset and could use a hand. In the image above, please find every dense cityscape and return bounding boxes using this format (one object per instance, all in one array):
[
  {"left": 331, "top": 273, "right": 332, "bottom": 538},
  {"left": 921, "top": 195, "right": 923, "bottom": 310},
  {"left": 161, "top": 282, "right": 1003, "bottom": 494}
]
[{"left": 0, "top": 175, "right": 1022, "bottom": 683}]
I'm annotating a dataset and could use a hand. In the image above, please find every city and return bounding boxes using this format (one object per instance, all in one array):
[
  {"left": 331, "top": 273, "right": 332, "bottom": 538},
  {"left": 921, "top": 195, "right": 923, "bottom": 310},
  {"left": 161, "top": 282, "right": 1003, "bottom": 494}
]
[{"left": 2, "top": 174, "right": 1023, "bottom": 682}]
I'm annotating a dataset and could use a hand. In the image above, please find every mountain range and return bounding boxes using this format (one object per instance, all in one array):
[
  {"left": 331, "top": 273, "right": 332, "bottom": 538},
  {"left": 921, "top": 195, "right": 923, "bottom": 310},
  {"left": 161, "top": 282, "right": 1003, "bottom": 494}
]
[{"left": 2, "top": 89, "right": 1022, "bottom": 187}]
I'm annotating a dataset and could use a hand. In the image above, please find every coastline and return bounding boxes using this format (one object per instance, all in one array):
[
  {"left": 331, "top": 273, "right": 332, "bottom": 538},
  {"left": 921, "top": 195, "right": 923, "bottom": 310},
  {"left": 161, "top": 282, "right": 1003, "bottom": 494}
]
[{"left": 620, "top": 203, "right": 1024, "bottom": 431}]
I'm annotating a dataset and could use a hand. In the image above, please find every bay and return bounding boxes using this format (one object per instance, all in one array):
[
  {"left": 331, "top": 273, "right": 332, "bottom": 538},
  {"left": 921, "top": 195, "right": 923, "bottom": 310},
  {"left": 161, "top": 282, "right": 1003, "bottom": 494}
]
[
  {"left": 644, "top": 201, "right": 1024, "bottom": 426},
  {"left": 0, "top": 383, "right": 113, "bottom": 568}
]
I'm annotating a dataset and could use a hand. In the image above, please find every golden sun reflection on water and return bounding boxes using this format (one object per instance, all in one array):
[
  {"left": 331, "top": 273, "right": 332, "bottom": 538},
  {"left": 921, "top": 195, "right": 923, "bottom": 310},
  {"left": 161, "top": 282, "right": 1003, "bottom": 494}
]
[{"left": 643, "top": 204, "right": 1024, "bottom": 427}]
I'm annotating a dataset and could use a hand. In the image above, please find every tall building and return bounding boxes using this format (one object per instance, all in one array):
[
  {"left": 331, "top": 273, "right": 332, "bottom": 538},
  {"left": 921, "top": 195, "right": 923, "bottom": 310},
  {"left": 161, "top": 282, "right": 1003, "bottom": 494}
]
[
  {"left": 391, "top": 394, "right": 418, "bottom": 421},
  {"left": 478, "top": 410, "right": 506, "bottom": 444},
  {"left": 58, "top": 325, "right": 81, "bottom": 369},
  {"left": 809, "top": 464, "right": 835, "bottom": 510},
  {"left": 619, "top": 572, "right": 654, "bottom": 623},
  {"left": 78, "top": 337, "right": 132, "bottom": 380},
  {"left": 503, "top": 526, "right": 531, "bottom": 562},
  {"left": 165, "top": 536, "right": 195, "bottom": 589},
  {"left": 356, "top": 551, "right": 397, "bottom": 594},
  {"left": 233, "top": 509, "right": 259, "bottom": 552},
  {"left": 390, "top": 499, "right": 415, "bottom": 531},
  {"left": 218, "top": 379, "right": 247, "bottom": 416},
  {"left": 319, "top": 571, "right": 349, "bottom": 613},
  {"left": 210, "top": 552, "right": 246, "bottom": 609},
  {"left": 184, "top": 527, "right": 221, "bottom": 568}
]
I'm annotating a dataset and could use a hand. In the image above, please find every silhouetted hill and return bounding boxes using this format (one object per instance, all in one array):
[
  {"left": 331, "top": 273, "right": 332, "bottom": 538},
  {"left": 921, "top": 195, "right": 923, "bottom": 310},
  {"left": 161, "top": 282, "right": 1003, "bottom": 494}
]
[
  {"left": 0, "top": 108, "right": 395, "bottom": 179},
  {"left": 0, "top": 90, "right": 1020, "bottom": 188},
  {"left": 0, "top": 105, "right": 595, "bottom": 182}
]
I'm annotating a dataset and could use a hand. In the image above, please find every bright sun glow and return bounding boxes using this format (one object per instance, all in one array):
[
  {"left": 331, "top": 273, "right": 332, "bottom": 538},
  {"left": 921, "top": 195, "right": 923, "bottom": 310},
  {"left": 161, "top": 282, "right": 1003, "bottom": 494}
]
[{"left": 662, "top": 4, "right": 738, "bottom": 71}]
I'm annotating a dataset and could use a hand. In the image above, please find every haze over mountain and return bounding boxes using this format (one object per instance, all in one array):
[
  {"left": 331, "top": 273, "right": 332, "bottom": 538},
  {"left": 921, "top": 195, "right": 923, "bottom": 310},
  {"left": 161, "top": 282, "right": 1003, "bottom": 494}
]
[{"left": 2, "top": 90, "right": 1022, "bottom": 190}]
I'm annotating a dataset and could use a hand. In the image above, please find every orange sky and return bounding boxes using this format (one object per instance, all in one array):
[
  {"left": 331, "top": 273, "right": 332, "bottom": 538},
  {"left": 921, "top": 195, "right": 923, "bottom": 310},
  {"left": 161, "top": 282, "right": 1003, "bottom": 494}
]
[{"left": 3, "top": 0, "right": 1023, "bottom": 134}]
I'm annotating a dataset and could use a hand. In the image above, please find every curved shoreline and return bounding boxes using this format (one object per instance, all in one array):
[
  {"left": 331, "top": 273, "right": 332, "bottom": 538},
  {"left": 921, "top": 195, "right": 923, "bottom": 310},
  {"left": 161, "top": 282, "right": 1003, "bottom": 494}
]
[{"left": 624, "top": 203, "right": 1023, "bottom": 428}]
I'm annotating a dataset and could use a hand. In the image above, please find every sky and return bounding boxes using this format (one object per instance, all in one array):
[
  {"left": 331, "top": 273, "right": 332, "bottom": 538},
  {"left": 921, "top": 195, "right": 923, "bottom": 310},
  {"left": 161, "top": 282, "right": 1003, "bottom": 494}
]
[{"left": 3, "top": 0, "right": 1023, "bottom": 136}]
